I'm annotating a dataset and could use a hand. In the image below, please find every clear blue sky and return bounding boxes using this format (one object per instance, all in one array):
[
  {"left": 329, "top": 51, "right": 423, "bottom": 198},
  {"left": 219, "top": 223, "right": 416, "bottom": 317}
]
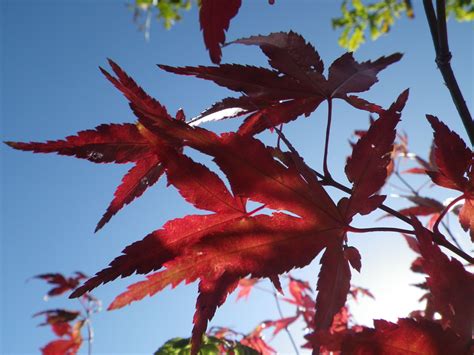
[{"left": 1, "top": 1, "right": 472, "bottom": 354}]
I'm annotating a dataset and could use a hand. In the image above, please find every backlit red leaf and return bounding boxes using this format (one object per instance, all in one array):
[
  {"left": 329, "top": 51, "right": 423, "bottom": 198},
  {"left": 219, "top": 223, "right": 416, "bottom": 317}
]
[
  {"left": 34, "top": 273, "right": 86, "bottom": 297},
  {"left": 314, "top": 244, "right": 351, "bottom": 331},
  {"left": 96, "top": 155, "right": 164, "bottom": 232},
  {"left": 426, "top": 115, "right": 474, "bottom": 240},
  {"left": 341, "top": 318, "right": 470, "bottom": 354},
  {"left": 341, "top": 90, "right": 408, "bottom": 219},
  {"left": 229, "top": 31, "right": 325, "bottom": 85},
  {"left": 413, "top": 219, "right": 474, "bottom": 339},
  {"left": 327, "top": 52, "right": 403, "bottom": 97},
  {"left": 160, "top": 32, "right": 401, "bottom": 135},
  {"left": 236, "top": 278, "right": 258, "bottom": 301},
  {"left": 199, "top": 0, "right": 241, "bottom": 64},
  {"left": 6, "top": 123, "right": 151, "bottom": 164}
]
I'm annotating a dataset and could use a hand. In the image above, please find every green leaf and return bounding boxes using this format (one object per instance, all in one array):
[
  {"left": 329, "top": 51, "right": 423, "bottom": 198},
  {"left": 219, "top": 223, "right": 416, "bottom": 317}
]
[{"left": 155, "top": 335, "right": 259, "bottom": 355}]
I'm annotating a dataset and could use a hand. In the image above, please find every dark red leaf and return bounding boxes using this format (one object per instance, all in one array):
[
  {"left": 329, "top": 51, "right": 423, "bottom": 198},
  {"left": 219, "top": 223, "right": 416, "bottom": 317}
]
[
  {"left": 314, "top": 244, "right": 351, "bottom": 331},
  {"left": 341, "top": 90, "right": 407, "bottom": 219},
  {"left": 191, "top": 275, "right": 239, "bottom": 354},
  {"left": 34, "top": 273, "right": 87, "bottom": 297},
  {"left": 327, "top": 52, "right": 403, "bottom": 98},
  {"left": 413, "top": 219, "right": 474, "bottom": 339},
  {"left": 229, "top": 31, "right": 325, "bottom": 85},
  {"left": 341, "top": 318, "right": 470, "bottom": 354},
  {"left": 160, "top": 32, "right": 401, "bottom": 134},
  {"left": 426, "top": 115, "right": 474, "bottom": 240},
  {"left": 199, "top": 0, "right": 241, "bottom": 64},
  {"left": 344, "top": 246, "right": 362, "bottom": 272},
  {"left": 6, "top": 123, "right": 151, "bottom": 164}
]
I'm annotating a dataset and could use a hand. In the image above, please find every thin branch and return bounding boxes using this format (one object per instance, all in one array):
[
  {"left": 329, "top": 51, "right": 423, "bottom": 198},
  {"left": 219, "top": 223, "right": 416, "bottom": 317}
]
[
  {"left": 272, "top": 289, "right": 300, "bottom": 355},
  {"left": 272, "top": 127, "right": 474, "bottom": 264},
  {"left": 423, "top": 0, "right": 440, "bottom": 53},
  {"left": 423, "top": 0, "right": 474, "bottom": 145},
  {"left": 394, "top": 169, "right": 464, "bottom": 249},
  {"left": 323, "top": 99, "right": 333, "bottom": 177},
  {"left": 78, "top": 296, "right": 93, "bottom": 355},
  {"left": 433, "top": 194, "right": 465, "bottom": 233},
  {"left": 348, "top": 226, "right": 415, "bottom": 234},
  {"left": 440, "top": 220, "right": 463, "bottom": 250},
  {"left": 394, "top": 171, "right": 418, "bottom": 195}
]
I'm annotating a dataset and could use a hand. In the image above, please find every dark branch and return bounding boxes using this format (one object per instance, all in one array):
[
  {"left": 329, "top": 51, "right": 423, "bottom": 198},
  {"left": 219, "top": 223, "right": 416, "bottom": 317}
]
[{"left": 423, "top": 0, "right": 474, "bottom": 145}]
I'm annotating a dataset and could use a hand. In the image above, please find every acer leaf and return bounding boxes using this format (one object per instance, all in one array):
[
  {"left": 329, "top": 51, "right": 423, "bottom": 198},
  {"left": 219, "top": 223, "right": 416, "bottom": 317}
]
[
  {"left": 96, "top": 155, "right": 164, "bottom": 232},
  {"left": 42, "top": 339, "right": 80, "bottom": 355},
  {"left": 412, "top": 219, "right": 474, "bottom": 340},
  {"left": 5, "top": 123, "right": 151, "bottom": 164},
  {"left": 340, "top": 90, "right": 408, "bottom": 220},
  {"left": 240, "top": 326, "right": 276, "bottom": 355},
  {"left": 159, "top": 31, "right": 401, "bottom": 135},
  {"left": 192, "top": 276, "right": 240, "bottom": 353},
  {"left": 6, "top": 121, "right": 166, "bottom": 232},
  {"left": 344, "top": 246, "right": 362, "bottom": 272},
  {"left": 263, "top": 315, "right": 299, "bottom": 336},
  {"left": 106, "top": 213, "right": 333, "bottom": 309},
  {"left": 426, "top": 115, "right": 474, "bottom": 240},
  {"left": 326, "top": 52, "right": 402, "bottom": 98},
  {"left": 34, "top": 272, "right": 87, "bottom": 297},
  {"left": 155, "top": 335, "right": 259, "bottom": 355},
  {"left": 341, "top": 318, "right": 470, "bottom": 354},
  {"left": 236, "top": 278, "right": 258, "bottom": 301},
  {"left": 41, "top": 320, "right": 84, "bottom": 355},
  {"left": 199, "top": 0, "right": 241, "bottom": 64},
  {"left": 101, "top": 59, "right": 174, "bottom": 122},
  {"left": 314, "top": 243, "right": 351, "bottom": 331},
  {"left": 72, "top": 145, "right": 247, "bottom": 297},
  {"left": 34, "top": 309, "right": 81, "bottom": 326},
  {"left": 7, "top": 61, "right": 186, "bottom": 231},
  {"left": 228, "top": 31, "right": 325, "bottom": 85}
]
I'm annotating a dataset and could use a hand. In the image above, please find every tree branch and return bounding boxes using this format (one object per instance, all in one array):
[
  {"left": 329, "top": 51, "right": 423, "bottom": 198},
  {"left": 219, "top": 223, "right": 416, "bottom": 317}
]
[
  {"left": 422, "top": 0, "right": 474, "bottom": 145},
  {"left": 272, "top": 126, "right": 474, "bottom": 264}
]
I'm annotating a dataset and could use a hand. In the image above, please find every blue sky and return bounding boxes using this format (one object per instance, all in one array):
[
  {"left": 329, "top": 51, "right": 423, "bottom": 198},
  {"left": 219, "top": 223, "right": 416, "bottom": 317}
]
[{"left": 1, "top": 1, "right": 473, "bottom": 354}]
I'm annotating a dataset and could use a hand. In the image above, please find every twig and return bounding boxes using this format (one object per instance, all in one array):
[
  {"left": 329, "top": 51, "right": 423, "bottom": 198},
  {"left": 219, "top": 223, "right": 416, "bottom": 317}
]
[
  {"left": 272, "top": 290, "right": 300, "bottom": 355},
  {"left": 433, "top": 194, "right": 465, "bottom": 233},
  {"left": 422, "top": 0, "right": 474, "bottom": 145},
  {"left": 394, "top": 169, "right": 463, "bottom": 249},
  {"left": 272, "top": 127, "right": 474, "bottom": 264},
  {"left": 323, "top": 99, "right": 333, "bottom": 177},
  {"left": 78, "top": 296, "right": 94, "bottom": 355},
  {"left": 348, "top": 226, "right": 415, "bottom": 234}
]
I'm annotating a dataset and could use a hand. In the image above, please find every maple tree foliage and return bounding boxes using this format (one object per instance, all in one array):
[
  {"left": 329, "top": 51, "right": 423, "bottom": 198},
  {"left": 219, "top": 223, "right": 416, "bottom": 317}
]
[
  {"left": 32, "top": 273, "right": 100, "bottom": 355},
  {"left": 7, "top": 25, "right": 474, "bottom": 355}
]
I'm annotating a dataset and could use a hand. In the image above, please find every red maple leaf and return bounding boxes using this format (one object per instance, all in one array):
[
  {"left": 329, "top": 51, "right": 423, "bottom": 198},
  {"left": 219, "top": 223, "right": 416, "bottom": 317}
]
[
  {"left": 199, "top": 0, "right": 241, "bottom": 64},
  {"left": 41, "top": 320, "right": 84, "bottom": 355},
  {"left": 33, "top": 272, "right": 87, "bottom": 297},
  {"left": 340, "top": 318, "right": 470, "bottom": 354},
  {"left": 9, "top": 41, "right": 405, "bottom": 353},
  {"left": 235, "top": 278, "right": 259, "bottom": 301},
  {"left": 6, "top": 60, "right": 181, "bottom": 232},
  {"left": 159, "top": 31, "right": 401, "bottom": 136},
  {"left": 426, "top": 115, "right": 474, "bottom": 241},
  {"left": 412, "top": 219, "right": 474, "bottom": 340}
]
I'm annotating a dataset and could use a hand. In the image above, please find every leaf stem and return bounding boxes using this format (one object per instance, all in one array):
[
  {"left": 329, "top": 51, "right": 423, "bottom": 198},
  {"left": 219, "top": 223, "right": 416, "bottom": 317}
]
[
  {"left": 394, "top": 169, "right": 463, "bottom": 249},
  {"left": 78, "top": 296, "right": 93, "bottom": 355},
  {"left": 323, "top": 99, "right": 333, "bottom": 177},
  {"left": 348, "top": 226, "right": 415, "bottom": 234},
  {"left": 422, "top": 0, "right": 474, "bottom": 145},
  {"left": 272, "top": 289, "right": 300, "bottom": 355},
  {"left": 272, "top": 127, "right": 474, "bottom": 264},
  {"left": 433, "top": 194, "right": 465, "bottom": 234}
]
